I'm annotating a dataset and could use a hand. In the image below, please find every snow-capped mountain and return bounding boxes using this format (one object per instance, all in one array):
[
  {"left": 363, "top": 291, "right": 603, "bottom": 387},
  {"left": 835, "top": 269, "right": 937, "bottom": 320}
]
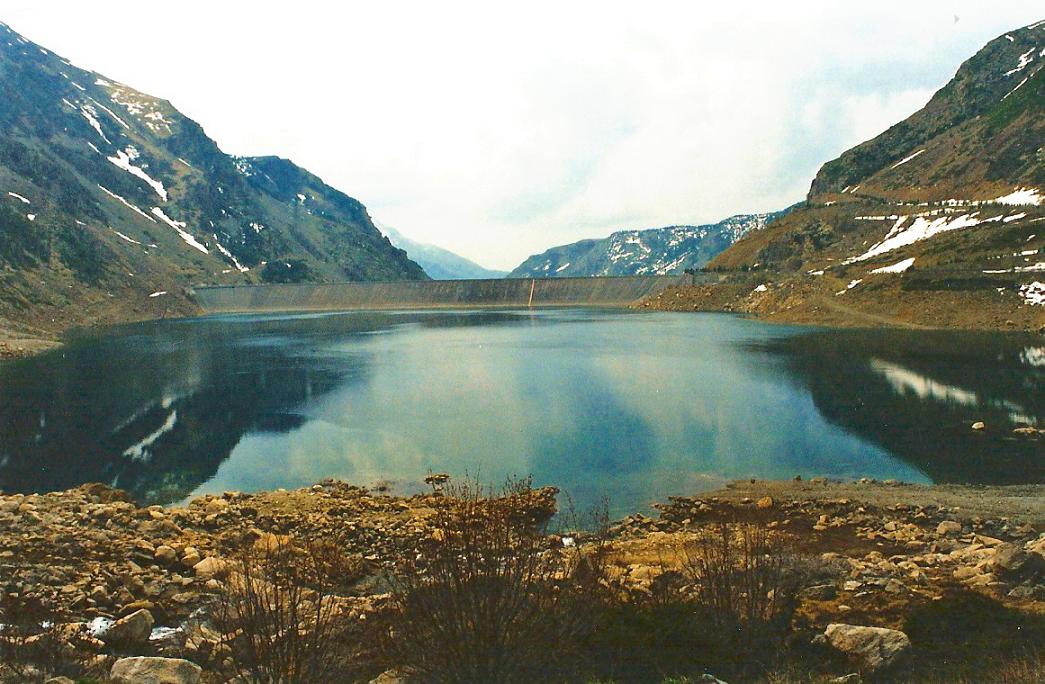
[
  {"left": 508, "top": 213, "right": 782, "bottom": 278},
  {"left": 0, "top": 21, "right": 424, "bottom": 335}
]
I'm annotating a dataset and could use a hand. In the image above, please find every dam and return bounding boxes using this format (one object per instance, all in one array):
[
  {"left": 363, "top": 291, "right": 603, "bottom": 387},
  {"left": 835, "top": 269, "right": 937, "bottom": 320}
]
[{"left": 190, "top": 274, "right": 708, "bottom": 313}]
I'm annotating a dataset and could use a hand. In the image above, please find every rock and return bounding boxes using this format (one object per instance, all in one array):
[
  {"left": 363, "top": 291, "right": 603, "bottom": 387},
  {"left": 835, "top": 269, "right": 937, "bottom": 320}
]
[
  {"left": 936, "top": 521, "right": 962, "bottom": 536},
  {"left": 192, "top": 556, "right": 227, "bottom": 578},
  {"left": 369, "top": 670, "right": 408, "bottom": 684},
  {"left": 756, "top": 496, "right": 774, "bottom": 509},
  {"left": 992, "top": 543, "right": 1045, "bottom": 580},
  {"left": 971, "top": 421, "right": 985, "bottom": 430},
  {"left": 828, "top": 676, "right": 862, "bottom": 684},
  {"left": 44, "top": 677, "right": 76, "bottom": 684},
  {"left": 110, "top": 656, "right": 202, "bottom": 684},
  {"left": 800, "top": 583, "right": 838, "bottom": 600},
  {"left": 204, "top": 498, "right": 229, "bottom": 515},
  {"left": 180, "top": 547, "right": 201, "bottom": 569},
  {"left": 155, "top": 545, "right": 178, "bottom": 565},
  {"left": 824, "top": 623, "right": 911, "bottom": 671},
  {"left": 101, "top": 608, "right": 154, "bottom": 645}
]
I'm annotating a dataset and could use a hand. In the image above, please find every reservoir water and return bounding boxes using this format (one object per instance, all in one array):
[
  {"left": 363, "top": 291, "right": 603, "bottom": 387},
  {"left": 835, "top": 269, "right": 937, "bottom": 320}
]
[{"left": 0, "top": 309, "right": 1041, "bottom": 515}]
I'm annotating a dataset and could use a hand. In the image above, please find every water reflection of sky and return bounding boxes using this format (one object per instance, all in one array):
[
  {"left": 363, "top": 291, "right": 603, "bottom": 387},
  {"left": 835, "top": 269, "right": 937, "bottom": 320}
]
[
  {"left": 4, "top": 309, "right": 1041, "bottom": 516},
  {"left": 191, "top": 311, "right": 929, "bottom": 516}
]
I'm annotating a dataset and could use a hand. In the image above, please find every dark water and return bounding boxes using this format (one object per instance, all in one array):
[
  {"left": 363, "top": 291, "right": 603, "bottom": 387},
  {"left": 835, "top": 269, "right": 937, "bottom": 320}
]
[{"left": 0, "top": 309, "right": 1041, "bottom": 515}]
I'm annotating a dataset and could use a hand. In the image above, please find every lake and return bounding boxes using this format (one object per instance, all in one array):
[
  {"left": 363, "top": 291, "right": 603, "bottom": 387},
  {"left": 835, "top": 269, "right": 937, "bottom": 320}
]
[{"left": 0, "top": 309, "right": 1041, "bottom": 516}]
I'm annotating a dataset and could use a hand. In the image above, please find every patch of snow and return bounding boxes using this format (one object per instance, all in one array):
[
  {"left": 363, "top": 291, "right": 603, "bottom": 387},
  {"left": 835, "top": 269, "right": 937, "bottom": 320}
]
[
  {"left": 1027, "top": 19, "right": 1045, "bottom": 29},
  {"left": 108, "top": 147, "right": 167, "bottom": 201},
  {"left": 26, "top": 214, "right": 35, "bottom": 221},
  {"left": 97, "top": 185, "right": 157, "bottom": 222},
  {"left": 1004, "top": 48, "right": 1036, "bottom": 76},
  {"left": 836, "top": 279, "right": 862, "bottom": 296},
  {"left": 1006, "top": 34, "right": 1015, "bottom": 42},
  {"left": 7, "top": 192, "right": 29, "bottom": 204},
  {"left": 808, "top": 270, "right": 825, "bottom": 276},
  {"left": 890, "top": 149, "right": 925, "bottom": 169},
  {"left": 871, "top": 257, "right": 916, "bottom": 274},
  {"left": 88, "top": 97, "right": 130, "bottom": 129},
  {"left": 79, "top": 104, "right": 110, "bottom": 143},
  {"left": 992, "top": 188, "right": 1043, "bottom": 206},
  {"left": 112, "top": 229, "right": 142, "bottom": 245},
  {"left": 753, "top": 284, "right": 768, "bottom": 293},
  {"left": 1002, "top": 74, "right": 1032, "bottom": 100},
  {"left": 1004, "top": 213, "right": 1027, "bottom": 223},
  {"left": 847, "top": 213, "right": 988, "bottom": 263},
  {"left": 70, "top": 81, "right": 85, "bottom": 91},
  {"left": 177, "top": 157, "right": 192, "bottom": 168},
  {"left": 94, "top": 78, "right": 111, "bottom": 86},
  {"left": 87, "top": 617, "right": 113, "bottom": 638},
  {"left": 213, "top": 236, "right": 249, "bottom": 272},
  {"left": 148, "top": 291, "right": 167, "bottom": 297},
  {"left": 152, "top": 207, "right": 209, "bottom": 254},
  {"left": 297, "top": 193, "right": 306, "bottom": 201},
  {"left": 1018, "top": 281, "right": 1045, "bottom": 306},
  {"left": 555, "top": 262, "right": 571, "bottom": 273}
]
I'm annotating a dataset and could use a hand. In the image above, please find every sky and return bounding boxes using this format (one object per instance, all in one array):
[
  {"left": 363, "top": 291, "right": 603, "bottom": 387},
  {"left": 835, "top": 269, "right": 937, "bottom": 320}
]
[{"left": 2, "top": 2, "right": 1043, "bottom": 269}]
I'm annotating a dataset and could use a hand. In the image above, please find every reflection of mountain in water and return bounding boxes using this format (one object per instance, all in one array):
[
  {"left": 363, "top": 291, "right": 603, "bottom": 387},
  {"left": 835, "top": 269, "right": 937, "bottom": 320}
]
[
  {"left": 0, "top": 312, "right": 529, "bottom": 504},
  {"left": 752, "top": 331, "right": 1044, "bottom": 484}
]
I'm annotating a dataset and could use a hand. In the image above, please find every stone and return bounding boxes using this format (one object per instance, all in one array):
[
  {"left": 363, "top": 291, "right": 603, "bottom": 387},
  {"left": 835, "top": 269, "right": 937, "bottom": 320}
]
[
  {"left": 800, "top": 583, "right": 838, "bottom": 600},
  {"left": 204, "top": 498, "right": 229, "bottom": 515},
  {"left": 44, "top": 678, "right": 76, "bottom": 684},
  {"left": 192, "top": 556, "right": 227, "bottom": 578},
  {"left": 971, "top": 421, "right": 985, "bottom": 430},
  {"left": 756, "top": 496, "right": 774, "bottom": 509},
  {"left": 369, "top": 670, "right": 408, "bottom": 684},
  {"left": 828, "top": 676, "right": 862, "bottom": 684},
  {"left": 155, "top": 545, "right": 178, "bottom": 565},
  {"left": 992, "top": 543, "right": 1045, "bottom": 580},
  {"left": 936, "top": 521, "right": 962, "bottom": 536},
  {"left": 824, "top": 623, "right": 911, "bottom": 671},
  {"left": 110, "top": 656, "right": 202, "bottom": 684},
  {"left": 101, "top": 608, "right": 154, "bottom": 645},
  {"left": 180, "top": 547, "right": 201, "bottom": 569}
]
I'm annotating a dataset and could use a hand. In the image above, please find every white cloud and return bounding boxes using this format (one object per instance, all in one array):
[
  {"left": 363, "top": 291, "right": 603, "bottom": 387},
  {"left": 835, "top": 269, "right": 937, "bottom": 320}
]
[{"left": 2, "top": 1, "right": 1042, "bottom": 268}]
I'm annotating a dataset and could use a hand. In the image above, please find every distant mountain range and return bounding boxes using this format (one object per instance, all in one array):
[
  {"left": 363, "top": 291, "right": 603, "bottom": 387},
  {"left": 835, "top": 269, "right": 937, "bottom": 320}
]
[
  {"left": 509, "top": 213, "right": 782, "bottom": 278},
  {"left": 0, "top": 20, "right": 424, "bottom": 336},
  {"left": 380, "top": 225, "right": 507, "bottom": 280}
]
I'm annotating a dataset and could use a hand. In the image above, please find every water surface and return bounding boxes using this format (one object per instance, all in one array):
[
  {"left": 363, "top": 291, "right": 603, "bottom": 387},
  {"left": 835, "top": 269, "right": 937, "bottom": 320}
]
[{"left": 0, "top": 309, "right": 1040, "bottom": 515}]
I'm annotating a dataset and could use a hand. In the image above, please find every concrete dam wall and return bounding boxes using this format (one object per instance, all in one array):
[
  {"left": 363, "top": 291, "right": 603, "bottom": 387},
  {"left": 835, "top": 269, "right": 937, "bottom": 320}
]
[{"left": 191, "top": 275, "right": 707, "bottom": 313}]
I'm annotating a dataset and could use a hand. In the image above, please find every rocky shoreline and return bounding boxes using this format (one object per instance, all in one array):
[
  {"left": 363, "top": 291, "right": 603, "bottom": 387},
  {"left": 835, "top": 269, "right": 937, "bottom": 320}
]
[{"left": 0, "top": 478, "right": 1042, "bottom": 682}]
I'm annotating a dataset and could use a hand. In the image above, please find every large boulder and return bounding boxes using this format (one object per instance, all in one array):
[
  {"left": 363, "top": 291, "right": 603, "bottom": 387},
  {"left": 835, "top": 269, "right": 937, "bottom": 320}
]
[
  {"left": 110, "top": 657, "right": 201, "bottom": 684},
  {"left": 824, "top": 623, "right": 910, "bottom": 671},
  {"left": 991, "top": 543, "right": 1045, "bottom": 581},
  {"left": 100, "top": 608, "right": 154, "bottom": 646}
]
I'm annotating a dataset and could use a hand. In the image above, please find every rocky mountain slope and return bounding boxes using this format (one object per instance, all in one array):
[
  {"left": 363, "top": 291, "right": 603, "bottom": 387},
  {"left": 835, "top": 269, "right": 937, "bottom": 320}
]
[
  {"left": 380, "top": 224, "right": 507, "bottom": 279},
  {"left": 701, "top": 19, "right": 1045, "bottom": 330},
  {"left": 509, "top": 213, "right": 780, "bottom": 278},
  {"left": 0, "top": 21, "right": 425, "bottom": 339}
]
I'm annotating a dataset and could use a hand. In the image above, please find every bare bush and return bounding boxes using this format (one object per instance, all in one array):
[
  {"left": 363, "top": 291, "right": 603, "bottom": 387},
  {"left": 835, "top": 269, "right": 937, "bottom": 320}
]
[
  {"left": 383, "top": 476, "right": 608, "bottom": 684},
  {"left": 0, "top": 593, "right": 97, "bottom": 682},
  {"left": 212, "top": 536, "right": 367, "bottom": 683},
  {"left": 677, "top": 522, "right": 806, "bottom": 673}
]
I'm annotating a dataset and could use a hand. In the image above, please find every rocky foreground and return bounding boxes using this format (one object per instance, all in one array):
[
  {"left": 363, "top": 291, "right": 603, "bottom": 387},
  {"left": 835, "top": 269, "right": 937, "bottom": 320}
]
[{"left": 0, "top": 479, "right": 1043, "bottom": 682}]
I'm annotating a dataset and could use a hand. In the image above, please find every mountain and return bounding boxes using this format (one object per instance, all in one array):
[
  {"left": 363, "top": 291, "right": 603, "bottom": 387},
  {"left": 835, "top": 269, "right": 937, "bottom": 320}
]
[
  {"left": 696, "top": 19, "right": 1045, "bottom": 330},
  {"left": 380, "top": 225, "right": 507, "bottom": 279},
  {"left": 0, "top": 21, "right": 425, "bottom": 338},
  {"left": 508, "top": 213, "right": 781, "bottom": 278}
]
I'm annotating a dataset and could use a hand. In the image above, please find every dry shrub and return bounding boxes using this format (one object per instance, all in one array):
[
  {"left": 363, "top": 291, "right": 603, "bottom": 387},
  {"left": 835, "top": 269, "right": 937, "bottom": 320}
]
[
  {"left": 681, "top": 522, "right": 804, "bottom": 645},
  {"left": 213, "top": 536, "right": 369, "bottom": 683},
  {"left": 383, "top": 476, "right": 608, "bottom": 684},
  {"left": 0, "top": 593, "right": 98, "bottom": 682}
]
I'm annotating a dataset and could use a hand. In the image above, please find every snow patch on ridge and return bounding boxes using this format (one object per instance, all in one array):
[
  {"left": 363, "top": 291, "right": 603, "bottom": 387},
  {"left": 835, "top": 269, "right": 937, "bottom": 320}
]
[
  {"left": 152, "top": 207, "right": 208, "bottom": 254},
  {"left": 890, "top": 149, "right": 925, "bottom": 169},
  {"left": 107, "top": 147, "right": 168, "bottom": 201},
  {"left": 871, "top": 257, "right": 916, "bottom": 274}
]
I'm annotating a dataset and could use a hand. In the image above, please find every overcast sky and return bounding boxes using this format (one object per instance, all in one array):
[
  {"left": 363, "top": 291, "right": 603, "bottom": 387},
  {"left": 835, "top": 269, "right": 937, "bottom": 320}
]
[{"left": 2, "top": 2, "right": 1043, "bottom": 269}]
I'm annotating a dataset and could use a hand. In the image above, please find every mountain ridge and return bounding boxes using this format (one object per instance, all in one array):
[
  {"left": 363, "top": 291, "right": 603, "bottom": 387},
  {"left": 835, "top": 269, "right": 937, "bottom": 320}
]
[
  {"left": 380, "top": 225, "right": 507, "bottom": 280},
  {"left": 0, "top": 20, "right": 425, "bottom": 339},
  {"left": 509, "top": 212, "right": 783, "bottom": 278}
]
